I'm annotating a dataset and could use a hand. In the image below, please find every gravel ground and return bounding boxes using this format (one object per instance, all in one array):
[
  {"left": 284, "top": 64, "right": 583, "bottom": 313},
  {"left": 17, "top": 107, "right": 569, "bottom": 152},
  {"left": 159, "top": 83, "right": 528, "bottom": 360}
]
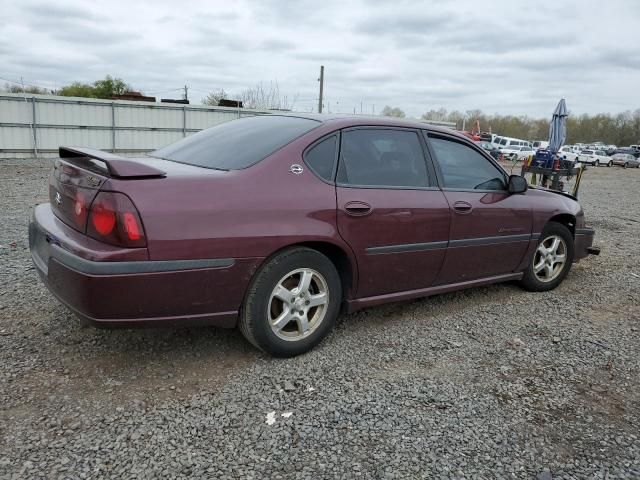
[{"left": 1, "top": 158, "right": 639, "bottom": 479}]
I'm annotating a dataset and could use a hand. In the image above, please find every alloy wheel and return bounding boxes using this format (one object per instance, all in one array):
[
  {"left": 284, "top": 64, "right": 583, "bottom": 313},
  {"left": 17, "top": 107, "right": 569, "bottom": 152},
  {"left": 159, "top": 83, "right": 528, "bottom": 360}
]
[
  {"left": 268, "top": 268, "right": 329, "bottom": 341},
  {"left": 533, "top": 235, "right": 567, "bottom": 283}
]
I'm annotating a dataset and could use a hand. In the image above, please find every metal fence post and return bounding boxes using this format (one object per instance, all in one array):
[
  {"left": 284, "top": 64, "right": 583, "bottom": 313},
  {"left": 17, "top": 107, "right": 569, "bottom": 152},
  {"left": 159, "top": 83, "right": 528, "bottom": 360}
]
[
  {"left": 111, "top": 102, "right": 116, "bottom": 152},
  {"left": 31, "top": 96, "right": 38, "bottom": 157},
  {"left": 183, "top": 105, "right": 187, "bottom": 137}
]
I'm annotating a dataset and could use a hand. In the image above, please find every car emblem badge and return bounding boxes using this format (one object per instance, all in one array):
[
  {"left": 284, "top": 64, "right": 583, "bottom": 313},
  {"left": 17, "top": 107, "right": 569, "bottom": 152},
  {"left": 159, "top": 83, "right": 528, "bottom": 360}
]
[
  {"left": 55, "top": 192, "right": 62, "bottom": 205},
  {"left": 289, "top": 164, "right": 303, "bottom": 175},
  {"left": 87, "top": 175, "right": 100, "bottom": 187}
]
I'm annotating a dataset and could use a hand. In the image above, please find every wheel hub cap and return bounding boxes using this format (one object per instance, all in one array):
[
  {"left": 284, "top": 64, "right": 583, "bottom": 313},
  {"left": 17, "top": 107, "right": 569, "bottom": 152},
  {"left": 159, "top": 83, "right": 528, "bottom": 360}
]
[
  {"left": 533, "top": 234, "right": 567, "bottom": 283},
  {"left": 268, "top": 268, "right": 329, "bottom": 342}
]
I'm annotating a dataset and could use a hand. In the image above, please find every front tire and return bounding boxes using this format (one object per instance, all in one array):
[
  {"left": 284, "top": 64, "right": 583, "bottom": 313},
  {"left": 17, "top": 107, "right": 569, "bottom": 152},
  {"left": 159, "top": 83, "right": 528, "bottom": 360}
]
[
  {"left": 624, "top": 163, "right": 628, "bottom": 169},
  {"left": 520, "top": 222, "right": 574, "bottom": 292},
  {"left": 607, "top": 161, "right": 612, "bottom": 167},
  {"left": 239, "top": 247, "right": 342, "bottom": 357}
]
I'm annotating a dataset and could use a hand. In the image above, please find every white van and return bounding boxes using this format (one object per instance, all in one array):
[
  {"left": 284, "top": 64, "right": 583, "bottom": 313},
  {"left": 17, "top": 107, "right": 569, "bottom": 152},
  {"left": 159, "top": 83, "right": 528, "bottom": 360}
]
[
  {"left": 497, "top": 137, "right": 531, "bottom": 149},
  {"left": 532, "top": 140, "right": 549, "bottom": 150}
]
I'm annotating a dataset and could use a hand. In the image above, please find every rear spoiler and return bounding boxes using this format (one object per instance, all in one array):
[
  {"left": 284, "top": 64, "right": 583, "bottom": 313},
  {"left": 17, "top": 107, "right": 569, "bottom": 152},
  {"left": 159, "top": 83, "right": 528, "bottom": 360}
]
[{"left": 59, "top": 147, "right": 166, "bottom": 178}]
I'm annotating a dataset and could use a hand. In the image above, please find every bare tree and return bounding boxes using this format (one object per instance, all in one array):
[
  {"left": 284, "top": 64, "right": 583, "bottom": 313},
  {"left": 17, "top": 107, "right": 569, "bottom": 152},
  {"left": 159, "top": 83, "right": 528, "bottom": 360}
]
[
  {"left": 3, "top": 83, "right": 49, "bottom": 95},
  {"left": 381, "top": 105, "right": 406, "bottom": 118},
  {"left": 202, "top": 88, "right": 228, "bottom": 106},
  {"left": 238, "top": 81, "right": 295, "bottom": 110}
]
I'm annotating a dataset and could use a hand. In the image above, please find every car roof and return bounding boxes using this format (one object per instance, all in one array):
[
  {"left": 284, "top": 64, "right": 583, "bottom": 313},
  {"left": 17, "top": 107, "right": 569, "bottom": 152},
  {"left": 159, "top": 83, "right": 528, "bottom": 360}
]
[{"left": 269, "top": 113, "right": 463, "bottom": 138}]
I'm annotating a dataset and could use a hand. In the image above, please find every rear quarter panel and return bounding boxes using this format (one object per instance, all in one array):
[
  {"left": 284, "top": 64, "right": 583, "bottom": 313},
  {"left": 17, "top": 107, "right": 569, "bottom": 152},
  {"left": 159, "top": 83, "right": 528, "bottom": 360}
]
[{"left": 105, "top": 123, "right": 352, "bottom": 264}]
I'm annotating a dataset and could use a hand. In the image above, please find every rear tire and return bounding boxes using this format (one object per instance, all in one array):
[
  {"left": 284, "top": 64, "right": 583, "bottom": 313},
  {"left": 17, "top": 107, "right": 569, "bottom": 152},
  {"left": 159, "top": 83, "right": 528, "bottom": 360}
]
[
  {"left": 520, "top": 222, "right": 574, "bottom": 292},
  {"left": 239, "top": 247, "right": 342, "bottom": 357},
  {"left": 624, "top": 163, "right": 628, "bottom": 169},
  {"left": 607, "top": 161, "right": 612, "bottom": 167},
  {"left": 595, "top": 160, "right": 599, "bottom": 166}
]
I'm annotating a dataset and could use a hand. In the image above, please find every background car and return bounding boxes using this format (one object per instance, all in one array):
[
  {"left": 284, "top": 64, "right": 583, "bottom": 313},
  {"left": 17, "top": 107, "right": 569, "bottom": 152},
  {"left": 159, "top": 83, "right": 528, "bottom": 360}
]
[
  {"left": 578, "top": 149, "right": 611, "bottom": 166},
  {"left": 611, "top": 153, "right": 640, "bottom": 168},
  {"left": 500, "top": 145, "right": 534, "bottom": 161},
  {"left": 476, "top": 141, "right": 501, "bottom": 159},
  {"left": 559, "top": 145, "right": 579, "bottom": 162},
  {"left": 496, "top": 136, "right": 531, "bottom": 149},
  {"left": 613, "top": 147, "right": 640, "bottom": 158},
  {"left": 516, "top": 145, "right": 535, "bottom": 160}
]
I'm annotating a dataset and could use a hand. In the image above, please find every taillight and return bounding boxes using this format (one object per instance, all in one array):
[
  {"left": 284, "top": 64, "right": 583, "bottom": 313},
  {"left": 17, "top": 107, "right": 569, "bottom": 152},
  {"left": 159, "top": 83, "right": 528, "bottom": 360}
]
[
  {"left": 91, "top": 198, "right": 117, "bottom": 235},
  {"left": 87, "top": 192, "right": 146, "bottom": 247},
  {"left": 73, "top": 191, "right": 89, "bottom": 229}
]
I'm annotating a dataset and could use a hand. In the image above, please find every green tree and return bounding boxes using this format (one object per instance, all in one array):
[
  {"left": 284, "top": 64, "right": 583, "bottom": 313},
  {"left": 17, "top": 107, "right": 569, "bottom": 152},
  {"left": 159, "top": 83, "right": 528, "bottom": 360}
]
[
  {"left": 58, "top": 76, "right": 132, "bottom": 99},
  {"left": 93, "top": 75, "right": 129, "bottom": 98},
  {"left": 419, "top": 107, "right": 640, "bottom": 146},
  {"left": 58, "top": 81, "right": 98, "bottom": 98}
]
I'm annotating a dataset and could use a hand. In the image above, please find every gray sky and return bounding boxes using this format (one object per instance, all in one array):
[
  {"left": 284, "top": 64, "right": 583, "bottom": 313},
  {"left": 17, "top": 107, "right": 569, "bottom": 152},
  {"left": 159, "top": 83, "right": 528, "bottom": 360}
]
[{"left": 2, "top": 0, "right": 638, "bottom": 118}]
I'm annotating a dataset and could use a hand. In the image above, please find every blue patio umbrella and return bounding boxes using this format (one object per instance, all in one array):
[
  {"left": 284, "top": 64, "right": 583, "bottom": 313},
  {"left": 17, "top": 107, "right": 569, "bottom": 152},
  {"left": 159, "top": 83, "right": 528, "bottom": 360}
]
[{"left": 548, "top": 98, "right": 568, "bottom": 154}]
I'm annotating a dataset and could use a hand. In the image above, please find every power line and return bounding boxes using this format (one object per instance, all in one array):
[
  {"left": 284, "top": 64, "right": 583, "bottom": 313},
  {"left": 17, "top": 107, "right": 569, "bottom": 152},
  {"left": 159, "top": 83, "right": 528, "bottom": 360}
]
[
  {"left": 0, "top": 75, "right": 54, "bottom": 89},
  {"left": 145, "top": 87, "right": 184, "bottom": 95}
]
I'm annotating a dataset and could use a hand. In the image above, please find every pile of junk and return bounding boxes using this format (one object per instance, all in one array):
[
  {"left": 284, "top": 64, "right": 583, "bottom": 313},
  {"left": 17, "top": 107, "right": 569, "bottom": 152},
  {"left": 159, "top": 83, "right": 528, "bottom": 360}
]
[{"left": 520, "top": 99, "right": 586, "bottom": 197}]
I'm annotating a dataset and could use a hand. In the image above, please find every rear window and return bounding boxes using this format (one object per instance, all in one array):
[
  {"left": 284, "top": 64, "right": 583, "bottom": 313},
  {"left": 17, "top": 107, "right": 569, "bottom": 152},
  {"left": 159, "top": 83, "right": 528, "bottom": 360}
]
[{"left": 150, "top": 115, "right": 320, "bottom": 170}]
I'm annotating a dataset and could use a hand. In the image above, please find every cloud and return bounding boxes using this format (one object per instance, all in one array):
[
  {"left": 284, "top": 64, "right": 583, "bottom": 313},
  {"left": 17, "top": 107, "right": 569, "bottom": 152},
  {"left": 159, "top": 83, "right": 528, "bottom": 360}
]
[
  {"left": 260, "top": 38, "right": 296, "bottom": 52},
  {"left": 356, "top": 11, "right": 453, "bottom": 36},
  {"left": 1, "top": 0, "right": 638, "bottom": 118},
  {"left": 22, "top": 2, "right": 99, "bottom": 21}
]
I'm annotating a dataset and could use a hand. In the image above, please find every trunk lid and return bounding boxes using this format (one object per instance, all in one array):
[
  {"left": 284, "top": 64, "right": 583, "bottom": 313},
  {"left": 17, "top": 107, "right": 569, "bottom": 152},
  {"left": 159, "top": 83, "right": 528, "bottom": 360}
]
[
  {"left": 50, "top": 157, "right": 108, "bottom": 232},
  {"left": 50, "top": 147, "right": 166, "bottom": 232}
]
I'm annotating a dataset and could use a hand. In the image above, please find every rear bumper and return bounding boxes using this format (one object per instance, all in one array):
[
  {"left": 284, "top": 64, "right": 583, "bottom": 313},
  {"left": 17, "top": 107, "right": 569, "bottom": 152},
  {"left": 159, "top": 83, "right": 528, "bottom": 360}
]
[
  {"left": 574, "top": 227, "right": 596, "bottom": 260},
  {"left": 29, "top": 204, "right": 262, "bottom": 328}
]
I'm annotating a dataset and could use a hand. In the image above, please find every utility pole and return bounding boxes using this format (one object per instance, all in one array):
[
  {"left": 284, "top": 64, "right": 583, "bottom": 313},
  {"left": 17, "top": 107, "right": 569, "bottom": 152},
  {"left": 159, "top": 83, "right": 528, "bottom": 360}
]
[
  {"left": 318, "top": 65, "right": 324, "bottom": 113},
  {"left": 183, "top": 85, "right": 189, "bottom": 101}
]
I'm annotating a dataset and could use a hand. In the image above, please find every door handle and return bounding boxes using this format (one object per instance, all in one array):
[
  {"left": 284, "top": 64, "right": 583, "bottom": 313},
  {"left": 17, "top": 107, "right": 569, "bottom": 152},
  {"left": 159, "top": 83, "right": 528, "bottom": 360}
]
[
  {"left": 344, "top": 201, "right": 372, "bottom": 217},
  {"left": 452, "top": 201, "right": 473, "bottom": 214}
]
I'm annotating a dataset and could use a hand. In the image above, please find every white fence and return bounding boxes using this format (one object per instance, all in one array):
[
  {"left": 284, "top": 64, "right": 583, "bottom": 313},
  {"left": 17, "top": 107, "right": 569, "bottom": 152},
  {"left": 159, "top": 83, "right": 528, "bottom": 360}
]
[
  {"left": 0, "top": 93, "right": 457, "bottom": 159},
  {"left": 0, "top": 93, "right": 271, "bottom": 159}
]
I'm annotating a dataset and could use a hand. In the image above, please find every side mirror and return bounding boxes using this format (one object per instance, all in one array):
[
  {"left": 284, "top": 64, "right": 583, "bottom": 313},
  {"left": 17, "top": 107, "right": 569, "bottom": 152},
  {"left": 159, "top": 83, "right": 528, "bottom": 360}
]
[{"left": 508, "top": 175, "right": 528, "bottom": 194}]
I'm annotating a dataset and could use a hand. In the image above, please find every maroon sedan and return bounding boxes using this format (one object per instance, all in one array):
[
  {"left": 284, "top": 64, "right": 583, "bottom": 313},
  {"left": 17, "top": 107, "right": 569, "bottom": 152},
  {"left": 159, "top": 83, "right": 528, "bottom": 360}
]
[{"left": 29, "top": 115, "right": 597, "bottom": 356}]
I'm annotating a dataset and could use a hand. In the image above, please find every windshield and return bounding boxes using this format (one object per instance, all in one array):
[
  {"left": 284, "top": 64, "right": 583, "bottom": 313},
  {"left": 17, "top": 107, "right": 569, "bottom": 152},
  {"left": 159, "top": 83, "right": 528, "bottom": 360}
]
[{"left": 150, "top": 115, "right": 320, "bottom": 170}]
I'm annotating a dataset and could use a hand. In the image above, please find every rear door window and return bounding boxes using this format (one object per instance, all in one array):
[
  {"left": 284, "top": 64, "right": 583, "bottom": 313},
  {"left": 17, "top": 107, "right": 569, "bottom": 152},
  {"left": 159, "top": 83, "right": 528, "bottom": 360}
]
[
  {"left": 304, "top": 135, "right": 337, "bottom": 182},
  {"left": 337, "top": 128, "right": 430, "bottom": 188}
]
